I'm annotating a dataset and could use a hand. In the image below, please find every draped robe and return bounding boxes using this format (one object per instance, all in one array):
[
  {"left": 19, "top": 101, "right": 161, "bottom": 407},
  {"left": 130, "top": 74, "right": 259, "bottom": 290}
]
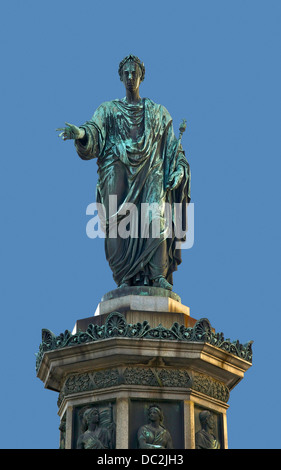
[
  {"left": 195, "top": 429, "right": 220, "bottom": 449},
  {"left": 77, "top": 427, "right": 110, "bottom": 449},
  {"left": 75, "top": 97, "right": 190, "bottom": 286},
  {"left": 137, "top": 423, "right": 173, "bottom": 449}
]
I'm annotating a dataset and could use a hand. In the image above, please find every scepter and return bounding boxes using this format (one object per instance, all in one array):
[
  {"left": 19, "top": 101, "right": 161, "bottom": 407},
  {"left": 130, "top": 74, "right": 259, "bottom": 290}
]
[
  {"left": 177, "top": 118, "right": 187, "bottom": 147},
  {"left": 173, "top": 119, "right": 187, "bottom": 171},
  {"left": 176, "top": 119, "right": 187, "bottom": 232},
  {"left": 166, "top": 119, "right": 187, "bottom": 192}
]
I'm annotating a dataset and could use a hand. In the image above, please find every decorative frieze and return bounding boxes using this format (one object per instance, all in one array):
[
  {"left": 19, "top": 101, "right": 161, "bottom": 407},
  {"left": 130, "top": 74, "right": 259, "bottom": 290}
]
[
  {"left": 36, "top": 312, "right": 253, "bottom": 374},
  {"left": 57, "top": 367, "right": 229, "bottom": 407}
]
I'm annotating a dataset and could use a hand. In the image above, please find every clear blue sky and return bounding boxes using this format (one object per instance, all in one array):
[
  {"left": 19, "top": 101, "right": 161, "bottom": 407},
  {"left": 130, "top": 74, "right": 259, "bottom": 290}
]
[{"left": 1, "top": 0, "right": 280, "bottom": 449}]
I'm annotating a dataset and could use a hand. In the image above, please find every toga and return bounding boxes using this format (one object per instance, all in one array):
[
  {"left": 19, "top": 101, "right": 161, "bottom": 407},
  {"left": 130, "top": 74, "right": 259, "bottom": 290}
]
[{"left": 75, "top": 97, "right": 190, "bottom": 286}]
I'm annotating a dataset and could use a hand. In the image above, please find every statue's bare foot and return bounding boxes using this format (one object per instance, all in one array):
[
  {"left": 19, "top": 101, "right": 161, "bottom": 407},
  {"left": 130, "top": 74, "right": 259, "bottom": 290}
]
[{"left": 153, "top": 276, "right": 173, "bottom": 291}]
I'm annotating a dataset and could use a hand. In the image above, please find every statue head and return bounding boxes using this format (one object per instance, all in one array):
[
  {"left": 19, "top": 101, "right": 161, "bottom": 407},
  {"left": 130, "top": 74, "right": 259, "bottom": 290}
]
[
  {"left": 83, "top": 407, "right": 100, "bottom": 428},
  {"left": 147, "top": 404, "right": 164, "bottom": 425},
  {"left": 118, "top": 54, "right": 145, "bottom": 83},
  {"left": 199, "top": 410, "right": 215, "bottom": 430}
]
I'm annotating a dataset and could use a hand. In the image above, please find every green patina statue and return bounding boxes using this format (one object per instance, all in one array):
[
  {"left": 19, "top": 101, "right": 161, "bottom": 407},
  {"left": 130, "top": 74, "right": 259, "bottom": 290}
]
[
  {"left": 137, "top": 404, "right": 173, "bottom": 449},
  {"left": 77, "top": 407, "right": 115, "bottom": 449},
  {"left": 195, "top": 410, "right": 220, "bottom": 449},
  {"left": 57, "top": 55, "right": 190, "bottom": 291}
]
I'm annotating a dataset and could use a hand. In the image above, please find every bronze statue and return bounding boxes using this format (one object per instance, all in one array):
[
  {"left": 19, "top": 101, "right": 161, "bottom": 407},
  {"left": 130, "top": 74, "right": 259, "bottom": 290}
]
[
  {"left": 137, "top": 404, "right": 173, "bottom": 449},
  {"left": 195, "top": 410, "right": 220, "bottom": 449},
  {"left": 57, "top": 55, "right": 190, "bottom": 291},
  {"left": 77, "top": 407, "right": 115, "bottom": 449}
]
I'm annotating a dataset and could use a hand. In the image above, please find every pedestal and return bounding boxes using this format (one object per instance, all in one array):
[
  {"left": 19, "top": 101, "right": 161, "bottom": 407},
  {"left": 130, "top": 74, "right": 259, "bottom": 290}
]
[{"left": 36, "top": 287, "right": 253, "bottom": 449}]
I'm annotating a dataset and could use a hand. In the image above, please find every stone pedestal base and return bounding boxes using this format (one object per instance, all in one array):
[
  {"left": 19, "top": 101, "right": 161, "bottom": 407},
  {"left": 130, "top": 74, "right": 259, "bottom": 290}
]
[{"left": 36, "top": 291, "right": 253, "bottom": 449}]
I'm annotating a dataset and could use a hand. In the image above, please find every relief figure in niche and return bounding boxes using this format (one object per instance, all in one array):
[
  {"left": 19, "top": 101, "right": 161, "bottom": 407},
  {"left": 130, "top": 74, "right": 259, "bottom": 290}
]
[
  {"left": 137, "top": 404, "right": 173, "bottom": 449},
  {"left": 77, "top": 406, "right": 115, "bottom": 449},
  {"left": 195, "top": 410, "right": 220, "bottom": 449}
]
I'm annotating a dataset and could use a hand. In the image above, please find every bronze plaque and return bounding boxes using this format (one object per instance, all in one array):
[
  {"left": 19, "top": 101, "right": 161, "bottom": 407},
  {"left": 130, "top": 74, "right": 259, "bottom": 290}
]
[
  {"left": 71, "top": 401, "right": 116, "bottom": 449},
  {"left": 129, "top": 399, "right": 184, "bottom": 449},
  {"left": 194, "top": 406, "right": 223, "bottom": 449}
]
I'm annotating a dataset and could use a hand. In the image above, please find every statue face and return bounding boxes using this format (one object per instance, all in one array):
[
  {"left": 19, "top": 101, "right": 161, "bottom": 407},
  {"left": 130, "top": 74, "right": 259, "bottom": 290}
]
[
  {"left": 91, "top": 409, "right": 99, "bottom": 423},
  {"left": 121, "top": 60, "right": 142, "bottom": 93},
  {"left": 206, "top": 414, "right": 215, "bottom": 430},
  {"left": 148, "top": 407, "right": 161, "bottom": 423},
  {"left": 86, "top": 408, "right": 99, "bottom": 426}
]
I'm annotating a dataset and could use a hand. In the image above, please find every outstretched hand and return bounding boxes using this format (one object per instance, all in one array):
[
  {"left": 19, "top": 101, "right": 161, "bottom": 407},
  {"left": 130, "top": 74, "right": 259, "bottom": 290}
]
[{"left": 56, "top": 122, "right": 85, "bottom": 141}]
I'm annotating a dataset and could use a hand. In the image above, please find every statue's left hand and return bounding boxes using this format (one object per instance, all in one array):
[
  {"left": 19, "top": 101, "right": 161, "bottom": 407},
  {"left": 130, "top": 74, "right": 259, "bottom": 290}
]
[{"left": 166, "top": 167, "right": 184, "bottom": 191}]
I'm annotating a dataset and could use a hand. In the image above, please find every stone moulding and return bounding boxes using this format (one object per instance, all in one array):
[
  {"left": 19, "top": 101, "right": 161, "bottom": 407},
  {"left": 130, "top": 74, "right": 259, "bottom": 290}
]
[{"left": 36, "top": 312, "right": 253, "bottom": 374}]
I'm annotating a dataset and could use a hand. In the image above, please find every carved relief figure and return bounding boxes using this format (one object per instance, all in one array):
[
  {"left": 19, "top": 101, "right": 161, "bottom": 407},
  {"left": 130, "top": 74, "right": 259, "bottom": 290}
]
[
  {"left": 137, "top": 404, "right": 173, "bottom": 449},
  {"left": 59, "top": 416, "right": 66, "bottom": 449},
  {"left": 77, "top": 407, "right": 115, "bottom": 449},
  {"left": 195, "top": 410, "right": 220, "bottom": 449}
]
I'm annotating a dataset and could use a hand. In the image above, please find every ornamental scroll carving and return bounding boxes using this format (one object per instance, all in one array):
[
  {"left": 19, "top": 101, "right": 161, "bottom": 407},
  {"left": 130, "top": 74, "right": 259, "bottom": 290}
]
[
  {"left": 57, "top": 367, "right": 229, "bottom": 407},
  {"left": 192, "top": 373, "right": 230, "bottom": 403},
  {"left": 36, "top": 313, "right": 253, "bottom": 374}
]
